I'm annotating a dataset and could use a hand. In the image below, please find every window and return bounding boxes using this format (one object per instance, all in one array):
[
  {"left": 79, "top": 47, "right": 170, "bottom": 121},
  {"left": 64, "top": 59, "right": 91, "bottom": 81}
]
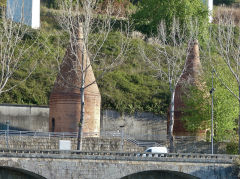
[{"left": 146, "top": 149, "right": 152, "bottom": 152}]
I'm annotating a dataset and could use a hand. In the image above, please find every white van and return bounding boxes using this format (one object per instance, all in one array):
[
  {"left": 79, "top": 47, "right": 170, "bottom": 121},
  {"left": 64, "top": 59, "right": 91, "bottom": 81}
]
[
  {"left": 145, "top": 147, "right": 168, "bottom": 153},
  {"left": 138, "top": 147, "right": 168, "bottom": 157}
]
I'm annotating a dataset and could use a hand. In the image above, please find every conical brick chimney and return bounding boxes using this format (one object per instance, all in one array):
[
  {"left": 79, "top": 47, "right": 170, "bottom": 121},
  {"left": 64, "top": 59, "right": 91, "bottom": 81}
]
[
  {"left": 49, "top": 26, "right": 101, "bottom": 136},
  {"left": 168, "top": 40, "right": 203, "bottom": 136}
]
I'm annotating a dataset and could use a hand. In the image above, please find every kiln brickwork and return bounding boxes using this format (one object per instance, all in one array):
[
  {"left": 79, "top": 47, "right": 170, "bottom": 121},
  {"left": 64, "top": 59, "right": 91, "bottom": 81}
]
[
  {"left": 49, "top": 27, "right": 101, "bottom": 135},
  {"left": 169, "top": 40, "right": 203, "bottom": 136}
]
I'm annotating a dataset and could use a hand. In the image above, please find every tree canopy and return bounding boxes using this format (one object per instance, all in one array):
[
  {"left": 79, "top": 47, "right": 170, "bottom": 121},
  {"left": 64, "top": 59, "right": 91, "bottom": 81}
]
[
  {"left": 182, "top": 56, "right": 238, "bottom": 142},
  {"left": 214, "top": 0, "right": 235, "bottom": 6},
  {"left": 131, "top": 0, "right": 209, "bottom": 35}
]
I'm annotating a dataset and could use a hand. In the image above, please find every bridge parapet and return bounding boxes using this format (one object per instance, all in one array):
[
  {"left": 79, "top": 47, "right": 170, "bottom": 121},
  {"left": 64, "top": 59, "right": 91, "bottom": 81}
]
[
  {"left": 0, "top": 148, "right": 237, "bottom": 179},
  {"left": 0, "top": 148, "right": 236, "bottom": 164}
]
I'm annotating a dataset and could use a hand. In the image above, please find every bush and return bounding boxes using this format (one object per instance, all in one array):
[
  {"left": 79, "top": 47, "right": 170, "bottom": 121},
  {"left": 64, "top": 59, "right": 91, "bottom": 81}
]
[
  {"left": 214, "top": 0, "right": 235, "bottom": 6},
  {"left": 0, "top": 0, "right": 6, "bottom": 7},
  {"left": 131, "top": 0, "right": 209, "bottom": 36},
  {"left": 226, "top": 141, "right": 238, "bottom": 154},
  {"left": 0, "top": 17, "right": 170, "bottom": 115}
]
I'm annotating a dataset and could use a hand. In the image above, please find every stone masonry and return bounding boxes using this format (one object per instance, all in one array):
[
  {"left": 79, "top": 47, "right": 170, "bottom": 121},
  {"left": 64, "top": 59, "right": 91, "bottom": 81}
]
[{"left": 0, "top": 150, "right": 236, "bottom": 179}]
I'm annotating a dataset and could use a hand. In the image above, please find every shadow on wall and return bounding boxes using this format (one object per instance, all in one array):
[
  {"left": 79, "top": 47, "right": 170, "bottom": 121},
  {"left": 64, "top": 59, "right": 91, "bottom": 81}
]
[
  {"left": 0, "top": 122, "right": 27, "bottom": 131},
  {"left": 121, "top": 170, "right": 199, "bottom": 179},
  {"left": 101, "top": 110, "right": 167, "bottom": 141},
  {"left": 0, "top": 167, "right": 46, "bottom": 179},
  {"left": 190, "top": 166, "right": 238, "bottom": 179}
]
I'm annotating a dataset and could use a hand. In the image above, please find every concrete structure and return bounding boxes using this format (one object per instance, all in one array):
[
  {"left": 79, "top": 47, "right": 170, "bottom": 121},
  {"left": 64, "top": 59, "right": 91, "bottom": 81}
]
[
  {"left": 171, "top": 40, "right": 203, "bottom": 136},
  {"left": 202, "top": 0, "right": 213, "bottom": 22},
  {"left": 0, "top": 104, "right": 48, "bottom": 131},
  {"left": 0, "top": 149, "right": 237, "bottom": 179},
  {"left": 49, "top": 28, "right": 101, "bottom": 135},
  {"left": 0, "top": 104, "right": 166, "bottom": 140},
  {"left": 6, "top": 0, "right": 40, "bottom": 29},
  {"left": 101, "top": 110, "right": 166, "bottom": 141}
]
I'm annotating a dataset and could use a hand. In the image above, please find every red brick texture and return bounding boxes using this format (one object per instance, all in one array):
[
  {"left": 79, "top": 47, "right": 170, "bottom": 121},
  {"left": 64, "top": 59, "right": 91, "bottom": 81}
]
[
  {"left": 168, "top": 40, "right": 204, "bottom": 136},
  {"left": 49, "top": 29, "right": 101, "bottom": 136}
]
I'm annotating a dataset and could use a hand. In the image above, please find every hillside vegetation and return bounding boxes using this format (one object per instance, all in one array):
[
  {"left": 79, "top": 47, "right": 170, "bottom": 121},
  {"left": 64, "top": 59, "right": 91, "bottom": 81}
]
[
  {"left": 0, "top": 7, "right": 170, "bottom": 115},
  {"left": 2, "top": 0, "right": 240, "bottom": 151}
]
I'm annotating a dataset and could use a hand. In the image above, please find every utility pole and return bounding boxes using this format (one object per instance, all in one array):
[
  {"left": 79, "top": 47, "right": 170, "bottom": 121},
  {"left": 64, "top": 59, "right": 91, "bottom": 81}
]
[
  {"left": 210, "top": 70, "right": 215, "bottom": 154},
  {"left": 120, "top": 125, "right": 125, "bottom": 151},
  {"left": 6, "top": 121, "right": 9, "bottom": 148}
]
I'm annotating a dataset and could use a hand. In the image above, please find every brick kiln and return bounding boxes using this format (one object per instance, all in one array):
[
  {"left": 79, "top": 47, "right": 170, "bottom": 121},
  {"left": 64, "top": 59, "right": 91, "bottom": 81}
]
[
  {"left": 168, "top": 40, "right": 204, "bottom": 136},
  {"left": 49, "top": 27, "right": 101, "bottom": 136}
]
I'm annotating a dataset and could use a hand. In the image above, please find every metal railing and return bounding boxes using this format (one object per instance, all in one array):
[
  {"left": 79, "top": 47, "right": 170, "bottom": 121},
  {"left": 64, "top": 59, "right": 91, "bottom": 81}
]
[
  {"left": 0, "top": 130, "right": 227, "bottom": 154},
  {"left": 0, "top": 130, "right": 77, "bottom": 138},
  {"left": 124, "top": 136, "right": 160, "bottom": 148},
  {"left": 0, "top": 130, "right": 168, "bottom": 151},
  {"left": 0, "top": 130, "right": 123, "bottom": 138},
  {"left": 0, "top": 130, "right": 203, "bottom": 140}
]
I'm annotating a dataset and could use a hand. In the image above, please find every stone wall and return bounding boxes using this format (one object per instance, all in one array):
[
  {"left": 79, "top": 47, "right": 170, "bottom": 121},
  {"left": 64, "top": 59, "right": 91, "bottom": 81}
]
[
  {"left": 0, "top": 150, "right": 236, "bottom": 179},
  {"left": 0, "top": 104, "right": 231, "bottom": 154},
  {"left": 0, "top": 105, "right": 167, "bottom": 141},
  {"left": 0, "top": 136, "right": 144, "bottom": 152},
  {"left": 0, "top": 104, "right": 49, "bottom": 132},
  {"left": 101, "top": 110, "right": 167, "bottom": 140},
  {"left": 174, "top": 137, "right": 228, "bottom": 154}
]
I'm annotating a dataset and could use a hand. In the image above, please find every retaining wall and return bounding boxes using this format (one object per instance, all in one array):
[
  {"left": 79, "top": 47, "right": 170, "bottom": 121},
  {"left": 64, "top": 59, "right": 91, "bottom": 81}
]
[
  {"left": 101, "top": 110, "right": 167, "bottom": 140},
  {"left": 0, "top": 104, "right": 49, "bottom": 131},
  {"left": 0, "top": 136, "right": 144, "bottom": 152},
  {"left": 0, "top": 105, "right": 167, "bottom": 140}
]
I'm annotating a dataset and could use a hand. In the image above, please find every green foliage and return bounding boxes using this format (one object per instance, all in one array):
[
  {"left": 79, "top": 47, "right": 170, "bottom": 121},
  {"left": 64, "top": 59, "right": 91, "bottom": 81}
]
[
  {"left": 99, "top": 70, "right": 169, "bottom": 114},
  {"left": 182, "top": 56, "right": 238, "bottom": 142},
  {"left": 96, "top": 35, "right": 170, "bottom": 114},
  {"left": 0, "top": 9, "right": 170, "bottom": 115},
  {"left": 181, "top": 85, "right": 210, "bottom": 133},
  {"left": 44, "top": 0, "right": 61, "bottom": 9},
  {"left": 131, "top": 0, "right": 209, "bottom": 36},
  {"left": 0, "top": 0, "right": 6, "bottom": 7},
  {"left": 214, "top": 0, "right": 235, "bottom": 6},
  {"left": 0, "top": 29, "right": 65, "bottom": 105},
  {"left": 226, "top": 140, "right": 238, "bottom": 154},
  {"left": 43, "top": 0, "right": 77, "bottom": 9}
]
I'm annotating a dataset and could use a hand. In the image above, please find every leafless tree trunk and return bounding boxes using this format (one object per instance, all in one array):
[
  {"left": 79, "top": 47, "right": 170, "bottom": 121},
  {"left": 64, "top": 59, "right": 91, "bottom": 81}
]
[
  {"left": 0, "top": 6, "right": 40, "bottom": 95},
  {"left": 53, "top": 0, "right": 130, "bottom": 150},
  {"left": 169, "top": 88, "right": 175, "bottom": 151},
  {"left": 140, "top": 19, "right": 195, "bottom": 152}
]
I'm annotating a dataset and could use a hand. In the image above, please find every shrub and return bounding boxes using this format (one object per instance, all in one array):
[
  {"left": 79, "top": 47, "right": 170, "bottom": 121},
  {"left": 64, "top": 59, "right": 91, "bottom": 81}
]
[
  {"left": 214, "top": 0, "right": 235, "bottom": 6},
  {"left": 226, "top": 141, "right": 238, "bottom": 154},
  {"left": 0, "top": 0, "right": 6, "bottom": 7},
  {"left": 131, "top": 0, "right": 209, "bottom": 36}
]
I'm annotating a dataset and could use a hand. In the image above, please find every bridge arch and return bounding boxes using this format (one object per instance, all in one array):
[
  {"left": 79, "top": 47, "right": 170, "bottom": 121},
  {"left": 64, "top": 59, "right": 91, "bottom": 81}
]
[
  {"left": 121, "top": 170, "right": 199, "bottom": 179},
  {"left": 0, "top": 166, "right": 46, "bottom": 179}
]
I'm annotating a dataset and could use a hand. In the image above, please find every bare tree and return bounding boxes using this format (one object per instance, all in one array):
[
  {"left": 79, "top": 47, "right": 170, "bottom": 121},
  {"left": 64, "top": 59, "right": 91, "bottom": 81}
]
[
  {"left": 52, "top": 0, "right": 130, "bottom": 150},
  {"left": 0, "top": 8, "right": 40, "bottom": 95},
  {"left": 206, "top": 15, "right": 240, "bottom": 154},
  {"left": 139, "top": 19, "right": 195, "bottom": 152}
]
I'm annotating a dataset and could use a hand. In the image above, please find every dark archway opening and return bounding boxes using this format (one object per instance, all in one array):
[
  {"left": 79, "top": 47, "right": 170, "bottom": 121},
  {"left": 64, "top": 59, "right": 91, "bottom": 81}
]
[
  {"left": 121, "top": 170, "right": 199, "bottom": 179},
  {"left": 0, "top": 167, "right": 46, "bottom": 179},
  {"left": 52, "top": 118, "right": 55, "bottom": 132}
]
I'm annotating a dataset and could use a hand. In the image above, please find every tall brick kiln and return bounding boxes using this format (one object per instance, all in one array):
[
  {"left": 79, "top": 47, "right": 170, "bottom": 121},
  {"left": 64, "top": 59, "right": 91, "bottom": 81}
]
[
  {"left": 168, "top": 40, "right": 203, "bottom": 136},
  {"left": 49, "top": 28, "right": 101, "bottom": 136}
]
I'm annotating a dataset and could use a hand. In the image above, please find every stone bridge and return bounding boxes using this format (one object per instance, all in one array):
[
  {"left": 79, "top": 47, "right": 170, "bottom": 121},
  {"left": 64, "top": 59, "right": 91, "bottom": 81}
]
[{"left": 0, "top": 149, "right": 238, "bottom": 179}]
